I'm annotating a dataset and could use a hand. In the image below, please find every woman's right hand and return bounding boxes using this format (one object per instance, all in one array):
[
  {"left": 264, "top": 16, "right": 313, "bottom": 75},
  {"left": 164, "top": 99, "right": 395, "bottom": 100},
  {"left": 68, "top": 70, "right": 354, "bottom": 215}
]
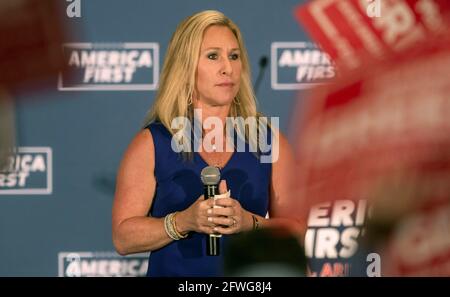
[{"left": 175, "top": 195, "right": 215, "bottom": 235}]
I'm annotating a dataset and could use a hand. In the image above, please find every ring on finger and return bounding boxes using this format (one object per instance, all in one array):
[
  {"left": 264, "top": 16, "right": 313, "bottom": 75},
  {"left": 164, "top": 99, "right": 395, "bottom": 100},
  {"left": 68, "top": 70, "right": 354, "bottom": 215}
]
[{"left": 232, "top": 217, "right": 237, "bottom": 227}]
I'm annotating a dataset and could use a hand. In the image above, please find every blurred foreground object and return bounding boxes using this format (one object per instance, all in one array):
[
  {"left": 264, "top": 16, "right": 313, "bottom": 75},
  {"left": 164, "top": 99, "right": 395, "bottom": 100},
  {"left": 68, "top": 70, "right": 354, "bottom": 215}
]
[
  {"left": 0, "top": 89, "right": 15, "bottom": 169},
  {"left": 295, "top": 0, "right": 450, "bottom": 71},
  {"left": 291, "top": 38, "right": 450, "bottom": 276},
  {"left": 290, "top": 0, "right": 450, "bottom": 276},
  {"left": 224, "top": 227, "right": 307, "bottom": 276},
  {"left": 0, "top": 0, "right": 69, "bottom": 89},
  {"left": 0, "top": 0, "right": 71, "bottom": 166}
]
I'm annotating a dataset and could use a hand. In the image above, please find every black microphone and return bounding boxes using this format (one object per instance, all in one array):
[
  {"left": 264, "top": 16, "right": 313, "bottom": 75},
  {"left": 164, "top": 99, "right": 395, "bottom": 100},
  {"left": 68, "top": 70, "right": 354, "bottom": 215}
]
[
  {"left": 200, "top": 166, "right": 221, "bottom": 256},
  {"left": 254, "top": 56, "right": 268, "bottom": 96}
]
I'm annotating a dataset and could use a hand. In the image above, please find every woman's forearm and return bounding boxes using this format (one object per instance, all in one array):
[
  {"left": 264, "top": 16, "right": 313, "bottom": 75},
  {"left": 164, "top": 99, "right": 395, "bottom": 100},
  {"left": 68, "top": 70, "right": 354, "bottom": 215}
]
[{"left": 113, "top": 216, "right": 172, "bottom": 255}]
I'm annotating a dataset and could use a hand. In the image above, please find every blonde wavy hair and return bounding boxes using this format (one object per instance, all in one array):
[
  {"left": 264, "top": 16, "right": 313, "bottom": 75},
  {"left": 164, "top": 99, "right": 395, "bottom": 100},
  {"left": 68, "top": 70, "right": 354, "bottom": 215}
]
[{"left": 144, "top": 10, "right": 272, "bottom": 155}]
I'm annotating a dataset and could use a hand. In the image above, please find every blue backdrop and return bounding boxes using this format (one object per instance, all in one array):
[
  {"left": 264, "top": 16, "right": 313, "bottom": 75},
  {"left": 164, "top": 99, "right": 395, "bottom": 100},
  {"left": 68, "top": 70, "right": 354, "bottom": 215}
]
[{"left": 0, "top": 0, "right": 330, "bottom": 276}]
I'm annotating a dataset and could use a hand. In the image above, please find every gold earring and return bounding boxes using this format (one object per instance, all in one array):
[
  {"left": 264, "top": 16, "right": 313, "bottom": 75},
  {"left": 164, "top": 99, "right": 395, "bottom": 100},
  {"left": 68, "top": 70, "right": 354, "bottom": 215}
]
[
  {"left": 187, "top": 97, "right": 193, "bottom": 105},
  {"left": 233, "top": 97, "right": 241, "bottom": 105}
]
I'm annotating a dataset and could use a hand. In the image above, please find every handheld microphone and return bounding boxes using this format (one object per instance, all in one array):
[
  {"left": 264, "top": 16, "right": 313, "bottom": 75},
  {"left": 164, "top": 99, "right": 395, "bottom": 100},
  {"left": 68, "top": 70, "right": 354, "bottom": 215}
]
[{"left": 200, "top": 166, "right": 221, "bottom": 256}]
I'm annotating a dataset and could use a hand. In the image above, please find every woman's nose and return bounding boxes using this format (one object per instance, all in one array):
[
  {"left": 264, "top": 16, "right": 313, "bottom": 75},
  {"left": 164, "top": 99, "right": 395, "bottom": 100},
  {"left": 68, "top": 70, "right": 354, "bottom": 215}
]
[{"left": 220, "top": 57, "right": 233, "bottom": 76}]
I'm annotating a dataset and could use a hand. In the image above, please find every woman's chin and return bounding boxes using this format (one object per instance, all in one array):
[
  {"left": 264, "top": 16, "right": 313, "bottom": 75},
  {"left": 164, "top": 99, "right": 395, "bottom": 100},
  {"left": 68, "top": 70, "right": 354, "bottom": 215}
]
[{"left": 207, "top": 97, "right": 234, "bottom": 107}]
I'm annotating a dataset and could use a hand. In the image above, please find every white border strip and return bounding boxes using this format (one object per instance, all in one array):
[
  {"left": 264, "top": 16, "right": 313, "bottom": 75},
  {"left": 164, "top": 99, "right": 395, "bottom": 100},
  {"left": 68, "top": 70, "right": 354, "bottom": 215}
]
[
  {"left": 271, "top": 41, "right": 329, "bottom": 90},
  {"left": 58, "top": 42, "right": 159, "bottom": 91},
  {"left": 0, "top": 147, "right": 53, "bottom": 195},
  {"left": 57, "top": 251, "right": 150, "bottom": 277}
]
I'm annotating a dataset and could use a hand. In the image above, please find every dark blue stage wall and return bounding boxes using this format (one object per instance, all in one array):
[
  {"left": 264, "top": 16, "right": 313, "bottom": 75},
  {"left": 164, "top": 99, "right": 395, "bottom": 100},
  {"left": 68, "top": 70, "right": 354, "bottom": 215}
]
[{"left": 0, "top": 0, "right": 335, "bottom": 276}]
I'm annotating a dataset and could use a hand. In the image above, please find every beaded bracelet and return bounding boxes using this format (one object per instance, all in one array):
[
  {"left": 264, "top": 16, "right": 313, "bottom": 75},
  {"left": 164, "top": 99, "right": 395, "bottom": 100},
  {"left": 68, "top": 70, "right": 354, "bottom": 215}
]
[
  {"left": 164, "top": 212, "right": 188, "bottom": 240},
  {"left": 164, "top": 213, "right": 179, "bottom": 240}
]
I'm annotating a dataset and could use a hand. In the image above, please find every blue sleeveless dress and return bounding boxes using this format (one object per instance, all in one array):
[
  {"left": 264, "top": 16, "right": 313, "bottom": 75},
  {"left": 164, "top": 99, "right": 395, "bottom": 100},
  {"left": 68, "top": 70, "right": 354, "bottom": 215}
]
[{"left": 145, "top": 121, "right": 272, "bottom": 276}]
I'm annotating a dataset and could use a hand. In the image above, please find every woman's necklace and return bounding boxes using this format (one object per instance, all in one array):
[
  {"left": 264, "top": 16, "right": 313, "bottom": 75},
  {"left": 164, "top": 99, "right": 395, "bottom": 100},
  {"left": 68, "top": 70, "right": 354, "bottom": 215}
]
[
  {"left": 209, "top": 139, "right": 222, "bottom": 168},
  {"left": 200, "top": 131, "right": 233, "bottom": 169}
]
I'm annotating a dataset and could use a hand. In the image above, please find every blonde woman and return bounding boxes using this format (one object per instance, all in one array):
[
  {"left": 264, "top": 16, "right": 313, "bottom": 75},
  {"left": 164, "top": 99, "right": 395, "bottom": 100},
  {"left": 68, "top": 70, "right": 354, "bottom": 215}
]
[{"left": 112, "top": 10, "right": 297, "bottom": 276}]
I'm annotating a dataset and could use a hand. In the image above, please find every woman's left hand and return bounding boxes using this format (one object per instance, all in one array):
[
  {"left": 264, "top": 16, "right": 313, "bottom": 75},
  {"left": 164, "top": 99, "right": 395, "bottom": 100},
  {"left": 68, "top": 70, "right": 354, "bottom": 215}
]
[{"left": 207, "top": 180, "right": 253, "bottom": 234}]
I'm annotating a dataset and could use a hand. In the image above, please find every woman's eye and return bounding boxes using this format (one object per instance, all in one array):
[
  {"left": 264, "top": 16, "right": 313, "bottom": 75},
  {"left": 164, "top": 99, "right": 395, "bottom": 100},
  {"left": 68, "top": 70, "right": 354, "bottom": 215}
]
[
  {"left": 207, "top": 53, "right": 218, "bottom": 60},
  {"left": 230, "top": 53, "right": 240, "bottom": 60}
]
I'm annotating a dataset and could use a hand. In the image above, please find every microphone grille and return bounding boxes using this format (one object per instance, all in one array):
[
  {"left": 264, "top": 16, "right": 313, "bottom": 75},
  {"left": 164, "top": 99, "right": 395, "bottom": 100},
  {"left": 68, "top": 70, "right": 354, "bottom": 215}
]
[{"left": 200, "top": 166, "right": 221, "bottom": 185}]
